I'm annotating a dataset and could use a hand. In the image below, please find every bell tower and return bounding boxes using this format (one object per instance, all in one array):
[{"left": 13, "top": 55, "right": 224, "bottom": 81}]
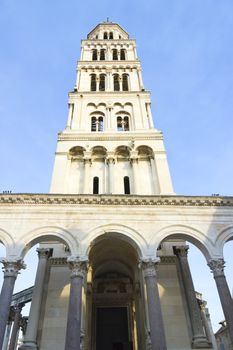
[{"left": 50, "top": 22, "right": 174, "bottom": 195}]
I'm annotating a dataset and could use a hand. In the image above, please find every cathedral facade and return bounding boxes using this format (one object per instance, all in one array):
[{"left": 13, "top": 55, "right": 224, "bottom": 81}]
[{"left": 0, "top": 22, "right": 233, "bottom": 350}]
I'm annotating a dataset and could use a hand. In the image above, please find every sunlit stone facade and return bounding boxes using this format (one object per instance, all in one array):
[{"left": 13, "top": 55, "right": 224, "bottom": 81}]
[{"left": 0, "top": 22, "right": 233, "bottom": 350}]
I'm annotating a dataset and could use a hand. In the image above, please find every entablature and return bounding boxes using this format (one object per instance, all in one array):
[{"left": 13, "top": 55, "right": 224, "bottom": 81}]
[{"left": 0, "top": 194, "right": 232, "bottom": 207}]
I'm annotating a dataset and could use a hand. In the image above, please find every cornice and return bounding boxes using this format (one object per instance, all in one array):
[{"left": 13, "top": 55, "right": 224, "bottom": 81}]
[
  {"left": 0, "top": 194, "right": 233, "bottom": 207},
  {"left": 57, "top": 131, "right": 163, "bottom": 142}
]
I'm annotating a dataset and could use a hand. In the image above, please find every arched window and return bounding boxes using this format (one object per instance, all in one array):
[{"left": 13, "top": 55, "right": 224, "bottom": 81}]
[
  {"left": 117, "top": 116, "right": 129, "bottom": 131},
  {"left": 93, "top": 177, "right": 99, "bottom": 194},
  {"left": 120, "top": 49, "right": 126, "bottom": 60},
  {"left": 113, "top": 74, "right": 120, "bottom": 91},
  {"left": 91, "top": 116, "right": 104, "bottom": 132},
  {"left": 92, "top": 49, "right": 98, "bottom": 61},
  {"left": 109, "top": 32, "right": 113, "bottom": 39},
  {"left": 99, "top": 74, "right": 106, "bottom": 91},
  {"left": 124, "top": 176, "right": 130, "bottom": 194},
  {"left": 112, "top": 49, "right": 118, "bottom": 60},
  {"left": 124, "top": 116, "right": 129, "bottom": 131},
  {"left": 100, "top": 49, "right": 105, "bottom": 60},
  {"left": 96, "top": 35, "right": 98, "bottom": 39},
  {"left": 90, "top": 74, "right": 97, "bottom": 91},
  {"left": 104, "top": 32, "right": 108, "bottom": 39},
  {"left": 122, "top": 74, "right": 129, "bottom": 91}
]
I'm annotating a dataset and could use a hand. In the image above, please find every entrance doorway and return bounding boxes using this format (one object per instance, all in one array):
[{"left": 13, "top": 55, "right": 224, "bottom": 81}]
[{"left": 96, "top": 307, "right": 132, "bottom": 350}]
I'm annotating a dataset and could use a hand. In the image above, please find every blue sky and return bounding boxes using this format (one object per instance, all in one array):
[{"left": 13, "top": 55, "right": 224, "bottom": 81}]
[{"left": 0, "top": 0, "right": 233, "bottom": 333}]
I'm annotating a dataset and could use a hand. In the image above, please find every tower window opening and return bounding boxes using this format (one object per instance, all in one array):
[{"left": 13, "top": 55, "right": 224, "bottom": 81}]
[
  {"left": 100, "top": 49, "right": 105, "bottom": 60},
  {"left": 90, "top": 74, "right": 97, "bottom": 91},
  {"left": 122, "top": 74, "right": 129, "bottom": 91},
  {"left": 92, "top": 49, "right": 98, "bottom": 61},
  {"left": 91, "top": 116, "right": 104, "bottom": 132},
  {"left": 113, "top": 74, "right": 120, "bottom": 91},
  {"left": 120, "top": 49, "right": 126, "bottom": 60},
  {"left": 96, "top": 35, "right": 98, "bottom": 39},
  {"left": 119, "top": 35, "right": 121, "bottom": 39},
  {"left": 99, "top": 74, "right": 106, "bottom": 91},
  {"left": 124, "top": 116, "right": 129, "bottom": 131},
  {"left": 104, "top": 32, "right": 108, "bottom": 39},
  {"left": 93, "top": 177, "right": 99, "bottom": 194},
  {"left": 117, "top": 116, "right": 129, "bottom": 131},
  {"left": 112, "top": 49, "right": 118, "bottom": 60},
  {"left": 124, "top": 176, "right": 130, "bottom": 194},
  {"left": 109, "top": 32, "right": 113, "bottom": 39}
]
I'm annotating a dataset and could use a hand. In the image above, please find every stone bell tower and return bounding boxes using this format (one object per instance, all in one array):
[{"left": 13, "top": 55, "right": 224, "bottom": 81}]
[{"left": 50, "top": 21, "right": 174, "bottom": 196}]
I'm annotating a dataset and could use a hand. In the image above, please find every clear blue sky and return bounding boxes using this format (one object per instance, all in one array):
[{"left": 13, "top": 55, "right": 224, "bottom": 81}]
[{"left": 0, "top": 0, "right": 233, "bottom": 333}]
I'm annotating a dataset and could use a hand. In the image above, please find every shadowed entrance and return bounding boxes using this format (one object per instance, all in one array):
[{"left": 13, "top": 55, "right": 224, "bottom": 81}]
[{"left": 96, "top": 307, "right": 130, "bottom": 350}]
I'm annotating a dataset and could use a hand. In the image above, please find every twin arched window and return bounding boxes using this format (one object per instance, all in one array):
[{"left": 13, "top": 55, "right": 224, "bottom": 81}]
[
  {"left": 90, "top": 74, "right": 106, "bottom": 91},
  {"left": 112, "top": 49, "right": 126, "bottom": 60},
  {"left": 104, "top": 32, "right": 113, "bottom": 40},
  {"left": 91, "top": 116, "right": 104, "bottom": 132},
  {"left": 117, "top": 116, "right": 129, "bottom": 131},
  {"left": 113, "top": 74, "right": 129, "bottom": 91},
  {"left": 92, "top": 49, "right": 106, "bottom": 61}
]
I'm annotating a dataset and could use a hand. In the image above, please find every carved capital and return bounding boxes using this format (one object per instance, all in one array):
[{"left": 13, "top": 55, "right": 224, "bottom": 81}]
[
  {"left": 37, "top": 248, "right": 51, "bottom": 259},
  {"left": 208, "top": 258, "right": 225, "bottom": 277},
  {"left": 139, "top": 258, "right": 160, "bottom": 277},
  {"left": 1, "top": 258, "right": 26, "bottom": 278},
  {"left": 106, "top": 157, "right": 115, "bottom": 165},
  {"left": 173, "top": 245, "right": 189, "bottom": 258},
  {"left": 67, "top": 256, "right": 89, "bottom": 279}
]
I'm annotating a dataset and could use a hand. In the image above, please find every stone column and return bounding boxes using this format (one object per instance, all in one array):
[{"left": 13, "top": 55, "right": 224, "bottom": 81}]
[
  {"left": 130, "top": 151, "right": 139, "bottom": 194},
  {"left": 83, "top": 157, "right": 92, "bottom": 194},
  {"left": 2, "top": 307, "right": 14, "bottom": 350},
  {"left": 65, "top": 257, "right": 88, "bottom": 350},
  {"left": 174, "top": 246, "right": 210, "bottom": 348},
  {"left": 107, "top": 154, "right": 115, "bottom": 194},
  {"left": 20, "top": 248, "right": 51, "bottom": 350},
  {"left": 198, "top": 300, "right": 218, "bottom": 350},
  {"left": 8, "top": 304, "right": 24, "bottom": 350},
  {"left": 208, "top": 258, "right": 233, "bottom": 345},
  {"left": 0, "top": 258, "right": 25, "bottom": 350},
  {"left": 140, "top": 258, "right": 167, "bottom": 350}
]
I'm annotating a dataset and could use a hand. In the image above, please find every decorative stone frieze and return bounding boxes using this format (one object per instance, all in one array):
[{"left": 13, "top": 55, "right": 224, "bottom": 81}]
[{"left": 1, "top": 193, "right": 232, "bottom": 206}]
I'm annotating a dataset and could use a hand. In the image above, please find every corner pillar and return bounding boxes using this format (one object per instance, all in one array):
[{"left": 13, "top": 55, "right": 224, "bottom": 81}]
[
  {"left": 140, "top": 258, "right": 167, "bottom": 350},
  {"left": 208, "top": 258, "right": 233, "bottom": 345},
  {"left": 0, "top": 258, "right": 25, "bottom": 350},
  {"left": 65, "top": 257, "right": 88, "bottom": 350}
]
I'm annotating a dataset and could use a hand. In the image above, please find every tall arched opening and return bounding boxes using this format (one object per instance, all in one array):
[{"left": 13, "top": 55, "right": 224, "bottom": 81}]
[{"left": 86, "top": 233, "right": 145, "bottom": 350}]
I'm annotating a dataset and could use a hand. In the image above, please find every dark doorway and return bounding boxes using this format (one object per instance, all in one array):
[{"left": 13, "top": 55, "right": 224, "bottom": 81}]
[{"left": 96, "top": 307, "right": 131, "bottom": 350}]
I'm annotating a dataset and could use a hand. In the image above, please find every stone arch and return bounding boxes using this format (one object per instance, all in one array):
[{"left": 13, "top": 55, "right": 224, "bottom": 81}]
[
  {"left": 18, "top": 226, "right": 79, "bottom": 257},
  {"left": 150, "top": 224, "right": 214, "bottom": 261},
  {"left": 68, "top": 146, "right": 86, "bottom": 159},
  {"left": 0, "top": 228, "right": 15, "bottom": 254},
  {"left": 215, "top": 225, "right": 233, "bottom": 256},
  {"left": 136, "top": 145, "right": 154, "bottom": 159},
  {"left": 115, "top": 145, "right": 131, "bottom": 158},
  {"left": 83, "top": 223, "right": 148, "bottom": 258},
  {"left": 91, "top": 145, "right": 107, "bottom": 160}
]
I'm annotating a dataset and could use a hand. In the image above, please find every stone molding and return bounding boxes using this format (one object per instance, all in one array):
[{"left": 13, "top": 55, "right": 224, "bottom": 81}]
[
  {"left": 0, "top": 259, "right": 26, "bottom": 278},
  {"left": 160, "top": 256, "right": 177, "bottom": 264},
  {"left": 208, "top": 258, "right": 225, "bottom": 277},
  {"left": 49, "top": 257, "right": 68, "bottom": 266},
  {"left": 0, "top": 193, "right": 233, "bottom": 207}
]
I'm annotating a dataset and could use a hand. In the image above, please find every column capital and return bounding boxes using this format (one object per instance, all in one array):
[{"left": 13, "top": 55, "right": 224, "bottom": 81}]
[
  {"left": 139, "top": 258, "right": 160, "bottom": 277},
  {"left": 36, "top": 248, "right": 51, "bottom": 259},
  {"left": 208, "top": 258, "right": 225, "bottom": 277},
  {"left": 0, "top": 258, "right": 26, "bottom": 278},
  {"left": 67, "top": 256, "right": 89, "bottom": 279},
  {"left": 173, "top": 245, "right": 189, "bottom": 258}
]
